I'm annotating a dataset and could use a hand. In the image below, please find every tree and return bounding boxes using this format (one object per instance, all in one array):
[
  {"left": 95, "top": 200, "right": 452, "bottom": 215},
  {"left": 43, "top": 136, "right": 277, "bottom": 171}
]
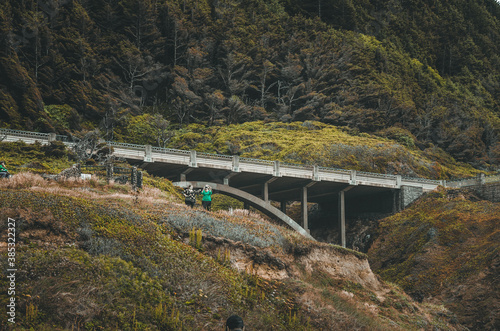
[{"left": 150, "top": 113, "right": 172, "bottom": 148}]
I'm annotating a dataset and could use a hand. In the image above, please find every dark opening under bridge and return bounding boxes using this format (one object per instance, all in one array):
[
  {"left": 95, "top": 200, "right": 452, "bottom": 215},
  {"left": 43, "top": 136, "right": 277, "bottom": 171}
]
[{"left": 1, "top": 128, "right": 444, "bottom": 245}]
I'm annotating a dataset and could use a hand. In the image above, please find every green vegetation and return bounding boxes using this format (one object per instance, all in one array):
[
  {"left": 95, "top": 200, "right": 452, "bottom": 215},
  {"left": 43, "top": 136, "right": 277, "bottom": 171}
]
[
  {"left": 368, "top": 188, "right": 499, "bottom": 329},
  {"left": 152, "top": 120, "right": 478, "bottom": 179},
  {"left": 0, "top": 173, "right": 462, "bottom": 330},
  {"left": 1, "top": 0, "right": 499, "bottom": 168},
  {"left": 0, "top": 141, "right": 73, "bottom": 174}
]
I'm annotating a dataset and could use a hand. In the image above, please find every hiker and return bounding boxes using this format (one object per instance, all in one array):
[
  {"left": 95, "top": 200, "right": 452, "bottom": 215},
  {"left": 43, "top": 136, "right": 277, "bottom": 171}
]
[
  {"left": 225, "top": 315, "right": 245, "bottom": 331},
  {"left": 182, "top": 185, "right": 198, "bottom": 208},
  {"left": 0, "top": 161, "right": 11, "bottom": 178},
  {"left": 201, "top": 184, "right": 213, "bottom": 211}
]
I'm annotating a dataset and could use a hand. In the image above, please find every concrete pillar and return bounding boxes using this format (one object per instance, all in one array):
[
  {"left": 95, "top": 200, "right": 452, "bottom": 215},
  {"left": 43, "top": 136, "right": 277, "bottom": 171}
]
[
  {"left": 263, "top": 181, "right": 269, "bottom": 203},
  {"left": 396, "top": 175, "right": 402, "bottom": 188},
  {"left": 144, "top": 145, "right": 152, "bottom": 162},
  {"left": 232, "top": 155, "right": 240, "bottom": 172},
  {"left": 48, "top": 133, "right": 57, "bottom": 142},
  {"left": 280, "top": 201, "right": 287, "bottom": 214},
  {"left": 313, "top": 165, "right": 319, "bottom": 181},
  {"left": 180, "top": 168, "right": 194, "bottom": 182},
  {"left": 273, "top": 161, "right": 281, "bottom": 177},
  {"left": 338, "top": 190, "right": 346, "bottom": 248},
  {"left": 244, "top": 202, "right": 250, "bottom": 210},
  {"left": 190, "top": 150, "right": 197, "bottom": 167},
  {"left": 301, "top": 186, "right": 309, "bottom": 233},
  {"left": 350, "top": 170, "right": 357, "bottom": 185}
]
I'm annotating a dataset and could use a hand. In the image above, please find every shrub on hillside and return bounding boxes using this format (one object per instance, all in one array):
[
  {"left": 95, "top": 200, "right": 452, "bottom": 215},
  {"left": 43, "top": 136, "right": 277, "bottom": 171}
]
[{"left": 165, "top": 210, "right": 287, "bottom": 248}]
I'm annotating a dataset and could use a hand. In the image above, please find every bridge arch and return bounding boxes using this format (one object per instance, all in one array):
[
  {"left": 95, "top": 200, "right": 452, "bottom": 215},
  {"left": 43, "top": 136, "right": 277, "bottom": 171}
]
[{"left": 173, "top": 181, "right": 315, "bottom": 240}]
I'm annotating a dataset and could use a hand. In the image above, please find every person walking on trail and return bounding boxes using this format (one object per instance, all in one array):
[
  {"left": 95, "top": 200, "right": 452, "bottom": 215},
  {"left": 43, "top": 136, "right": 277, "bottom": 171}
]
[
  {"left": 225, "top": 315, "right": 245, "bottom": 331},
  {"left": 0, "top": 161, "right": 11, "bottom": 178},
  {"left": 182, "top": 185, "right": 198, "bottom": 208},
  {"left": 201, "top": 184, "right": 213, "bottom": 211}
]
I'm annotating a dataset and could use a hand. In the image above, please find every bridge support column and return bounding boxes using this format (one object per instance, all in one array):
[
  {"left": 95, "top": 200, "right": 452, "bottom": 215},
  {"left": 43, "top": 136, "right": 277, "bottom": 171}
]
[
  {"left": 301, "top": 183, "right": 316, "bottom": 234},
  {"left": 338, "top": 190, "right": 346, "bottom": 248},
  {"left": 338, "top": 186, "right": 354, "bottom": 248},
  {"left": 301, "top": 187, "right": 308, "bottom": 232},
  {"left": 48, "top": 133, "right": 56, "bottom": 142},
  {"left": 280, "top": 201, "right": 287, "bottom": 214},
  {"left": 180, "top": 168, "right": 194, "bottom": 182},
  {"left": 262, "top": 178, "right": 277, "bottom": 203}
]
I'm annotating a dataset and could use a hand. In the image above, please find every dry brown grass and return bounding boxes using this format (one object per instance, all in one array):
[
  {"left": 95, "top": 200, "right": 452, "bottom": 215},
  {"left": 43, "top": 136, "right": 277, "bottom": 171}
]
[{"left": 0, "top": 172, "right": 51, "bottom": 189}]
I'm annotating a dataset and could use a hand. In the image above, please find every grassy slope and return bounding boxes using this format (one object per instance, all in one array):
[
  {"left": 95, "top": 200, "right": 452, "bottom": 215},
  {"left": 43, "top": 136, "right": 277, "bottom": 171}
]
[
  {"left": 163, "top": 121, "right": 481, "bottom": 180},
  {"left": 368, "top": 188, "right": 500, "bottom": 330},
  {"left": 0, "top": 172, "right": 463, "bottom": 330}
]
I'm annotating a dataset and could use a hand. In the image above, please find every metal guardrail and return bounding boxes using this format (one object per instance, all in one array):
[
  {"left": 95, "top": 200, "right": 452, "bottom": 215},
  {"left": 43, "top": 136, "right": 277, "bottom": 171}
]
[
  {"left": 152, "top": 146, "right": 190, "bottom": 155},
  {"left": 0, "top": 128, "right": 50, "bottom": 139},
  {"left": 239, "top": 156, "right": 274, "bottom": 166}
]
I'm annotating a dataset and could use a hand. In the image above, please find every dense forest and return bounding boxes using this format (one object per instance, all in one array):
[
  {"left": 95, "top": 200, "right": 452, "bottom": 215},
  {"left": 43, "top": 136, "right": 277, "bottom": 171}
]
[{"left": 1, "top": 0, "right": 500, "bottom": 167}]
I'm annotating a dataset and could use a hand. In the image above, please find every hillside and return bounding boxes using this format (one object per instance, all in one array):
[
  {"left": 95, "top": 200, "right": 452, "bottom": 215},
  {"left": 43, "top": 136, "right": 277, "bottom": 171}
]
[
  {"left": 0, "top": 173, "right": 464, "bottom": 330},
  {"left": 368, "top": 188, "right": 500, "bottom": 330},
  {"left": 1, "top": 0, "right": 500, "bottom": 168}
]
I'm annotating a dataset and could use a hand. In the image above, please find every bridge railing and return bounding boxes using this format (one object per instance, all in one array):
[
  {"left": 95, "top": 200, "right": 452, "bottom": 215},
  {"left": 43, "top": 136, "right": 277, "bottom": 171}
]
[
  {"left": 197, "top": 152, "right": 233, "bottom": 170},
  {"left": 239, "top": 157, "right": 275, "bottom": 174},
  {"left": 357, "top": 171, "right": 398, "bottom": 187},
  {"left": 280, "top": 162, "right": 313, "bottom": 179},
  {"left": 317, "top": 166, "right": 351, "bottom": 183},
  {"left": 5, "top": 128, "right": 494, "bottom": 190}
]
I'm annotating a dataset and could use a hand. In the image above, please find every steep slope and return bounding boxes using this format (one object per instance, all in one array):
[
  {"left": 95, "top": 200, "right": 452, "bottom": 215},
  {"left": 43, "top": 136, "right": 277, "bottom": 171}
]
[
  {"left": 0, "top": 173, "right": 464, "bottom": 330},
  {"left": 0, "top": 0, "right": 499, "bottom": 166},
  {"left": 368, "top": 188, "right": 500, "bottom": 330}
]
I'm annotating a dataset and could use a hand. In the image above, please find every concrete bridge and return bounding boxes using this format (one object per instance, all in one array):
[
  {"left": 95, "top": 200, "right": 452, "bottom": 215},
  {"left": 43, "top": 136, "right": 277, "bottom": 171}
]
[{"left": 1, "top": 128, "right": 444, "bottom": 246}]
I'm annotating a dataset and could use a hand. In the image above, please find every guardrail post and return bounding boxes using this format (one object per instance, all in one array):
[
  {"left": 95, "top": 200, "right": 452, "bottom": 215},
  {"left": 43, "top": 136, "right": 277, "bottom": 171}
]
[
  {"left": 232, "top": 155, "right": 240, "bottom": 172},
  {"left": 190, "top": 150, "right": 197, "bottom": 167},
  {"left": 350, "top": 170, "right": 357, "bottom": 185},
  {"left": 313, "top": 165, "right": 319, "bottom": 181},
  {"left": 273, "top": 161, "right": 281, "bottom": 177},
  {"left": 48, "top": 133, "right": 56, "bottom": 142},
  {"left": 131, "top": 167, "right": 138, "bottom": 191},
  {"left": 137, "top": 171, "right": 143, "bottom": 189},
  {"left": 106, "top": 162, "right": 114, "bottom": 184},
  {"left": 144, "top": 145, "right": 152, "bottom": 162}
]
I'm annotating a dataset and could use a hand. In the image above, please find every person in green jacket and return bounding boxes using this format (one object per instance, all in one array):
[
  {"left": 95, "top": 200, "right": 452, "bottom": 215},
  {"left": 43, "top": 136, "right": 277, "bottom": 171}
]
[
  {"left": 0, "top": 161, "right": 11, "bottom": 178},
  {"left": 201, "top": 185, "right": 213, "bottom": 211}
]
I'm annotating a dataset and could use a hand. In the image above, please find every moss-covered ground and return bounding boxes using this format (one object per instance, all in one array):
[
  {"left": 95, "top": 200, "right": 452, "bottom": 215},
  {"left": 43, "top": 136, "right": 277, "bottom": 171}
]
[{"left": 150, "top": 121, "right": 481, "bottom": 180}]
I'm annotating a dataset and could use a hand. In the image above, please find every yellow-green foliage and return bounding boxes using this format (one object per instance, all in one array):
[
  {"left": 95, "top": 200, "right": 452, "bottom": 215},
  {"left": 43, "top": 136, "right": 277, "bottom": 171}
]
[
  {"left": 369, "top": 188, "right": 499, "bottom": 298},
  {"left": 0, "top": 141, "right": 73, "bottom": 174},
  {"left": 141, "top": 171, "right": 183, "bottom": 200},
  {"left": 0, "top": 189, "right": 313, "bottom": 330},
  {"left": 0, "top": 180, "right": 462, "bottom": 330},
  {"left": 169, "top": 121, "right": 480, "bottom": 179}
]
